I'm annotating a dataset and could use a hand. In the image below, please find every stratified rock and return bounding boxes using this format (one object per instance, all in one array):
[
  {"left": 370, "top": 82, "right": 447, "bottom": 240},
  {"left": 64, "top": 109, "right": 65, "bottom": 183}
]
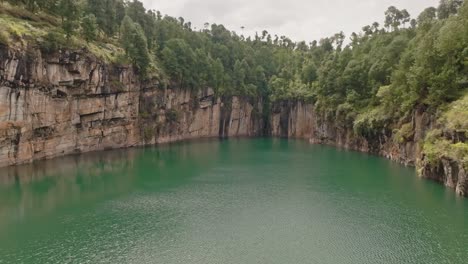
[{"left": 0, "top": 47, "right": 261, "bottom": 167}]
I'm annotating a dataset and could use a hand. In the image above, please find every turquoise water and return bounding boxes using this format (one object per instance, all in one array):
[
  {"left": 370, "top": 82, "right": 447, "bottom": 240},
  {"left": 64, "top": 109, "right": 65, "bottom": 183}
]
[{"left": 0, "top": 138, "right": 466, "bottom": 263}]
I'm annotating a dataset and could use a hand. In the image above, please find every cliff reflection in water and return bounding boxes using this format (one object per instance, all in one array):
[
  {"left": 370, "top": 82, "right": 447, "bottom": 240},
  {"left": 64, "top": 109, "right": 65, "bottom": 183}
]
[
  {"left": 0, "top": 139, "right": 222, "bottom": 230},
  {"left": 0, "top": 139, "right": 466, "bottom": 264},
  {"left": 0, "top": 149, "right": 139, "bottom": 227}
]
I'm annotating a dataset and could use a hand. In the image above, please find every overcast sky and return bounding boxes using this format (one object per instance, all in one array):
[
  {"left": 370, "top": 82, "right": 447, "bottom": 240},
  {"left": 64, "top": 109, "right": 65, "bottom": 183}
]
[{"left": 142, "top": 0, "right": 440, "bottom": 42}]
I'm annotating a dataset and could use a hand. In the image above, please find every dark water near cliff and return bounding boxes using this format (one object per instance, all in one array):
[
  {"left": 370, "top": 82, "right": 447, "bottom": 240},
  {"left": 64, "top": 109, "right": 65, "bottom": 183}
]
[{"left": 0, "top": 138, "right": 466, "bottom": 264}]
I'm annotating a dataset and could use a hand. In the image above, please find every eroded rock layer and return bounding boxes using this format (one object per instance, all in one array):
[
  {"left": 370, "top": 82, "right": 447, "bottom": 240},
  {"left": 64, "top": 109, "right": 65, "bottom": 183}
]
[{"left": 0, "top": 47, "right": 260, "bottom": 167}]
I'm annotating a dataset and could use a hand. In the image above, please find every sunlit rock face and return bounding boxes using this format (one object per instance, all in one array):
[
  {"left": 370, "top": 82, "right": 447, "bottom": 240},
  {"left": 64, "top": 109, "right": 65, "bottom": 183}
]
[{"left": 0, "top": 47, "right": 261, "bottom": 167}]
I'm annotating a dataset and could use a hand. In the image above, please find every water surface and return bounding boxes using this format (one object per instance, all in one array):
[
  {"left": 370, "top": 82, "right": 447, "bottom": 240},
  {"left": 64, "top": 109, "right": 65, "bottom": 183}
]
[{"left": 0, "top": 139, "right": 466, "bottom": 263}]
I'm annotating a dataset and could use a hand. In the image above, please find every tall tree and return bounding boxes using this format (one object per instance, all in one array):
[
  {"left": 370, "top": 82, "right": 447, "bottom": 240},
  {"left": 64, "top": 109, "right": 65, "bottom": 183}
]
[
  {"left": 58, "top": 0, "right": 81, "bottom": 38},
  {"left": 82, "top": 14, "right": 98, "bottom": 42},
  {"left": 437, "top": 0, "right": 463, "bottom": 19},
  {"left": 120, "top": 16, "right": 151, "bottom": 76}
]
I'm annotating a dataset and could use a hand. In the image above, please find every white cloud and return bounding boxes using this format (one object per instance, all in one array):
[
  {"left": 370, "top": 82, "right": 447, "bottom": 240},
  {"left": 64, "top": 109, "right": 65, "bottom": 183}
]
[{"left": 143, "top": 0, "right": 440, "bottom": 42}]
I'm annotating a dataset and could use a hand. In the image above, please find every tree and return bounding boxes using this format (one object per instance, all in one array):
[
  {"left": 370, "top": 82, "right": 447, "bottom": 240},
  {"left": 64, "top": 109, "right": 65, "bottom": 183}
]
[
  {"left": 333, "top": 32, "right": 345, "bottom": 50},
  {"left": 132, "top": 24, "right": 151, "bottom": 76},
  {"left": 58, "top": 0, "right": 81, "bottom": 38},
  {"left": 120, "top": 16, "right": 136, "bottom": 55},
  {"left": 233, "top": 59, "right": 246, "bottom": 92},
  {"left": 24, "top": 0, "right": 38, "bottom": 12},
  {"left": 372, "top": 22, "right": 380, "bottom": 33},
  {"left": 301, "top": 62, "right": 317, "bottom": 84},
  {"left": 161, "top": 39, "right": 196, "bottom": 87},
  {"left": 120, "top": 15, "right": 151, "bottom": 76},
  {"left": 362, "top": 25, "right": 373, "bottom": 35},
  {"left": 384, "top": 6, "right": 410, "bottom": 31},
  {"left": 87, "top": 0, "right": 122, "bottom": 37},
  {"left": 210, "top": 58, "right": 225, "bottom": 91},
  {"left": 400, "top": 9, "right": 411, "bottom": 27},
  {"left": 418, "top": 7, "right": 437, "bottom": 26},
  {"left": 437, "top": 0, "right": 463, "bottom": 19},
  {"left": 82, "top": 14, "right": 98, "bottom": 42},
  {"left": 350, "top": 32, "right": 360, "bottom": 47}
]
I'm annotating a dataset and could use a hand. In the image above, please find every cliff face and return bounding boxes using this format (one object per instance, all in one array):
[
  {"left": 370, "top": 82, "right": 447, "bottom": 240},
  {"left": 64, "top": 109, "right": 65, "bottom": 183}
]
[
  {"left": 138, "top": 87, "right": 262, "bottom": 145},
  {"left": 0, "top": 46, "right": 465, "bottom": 196},
  {"left": 0, "top": 47, "right": 260, "bottom": 167},
  {"left": 271, "top": 100, "right": 467, "bottom": 196}
]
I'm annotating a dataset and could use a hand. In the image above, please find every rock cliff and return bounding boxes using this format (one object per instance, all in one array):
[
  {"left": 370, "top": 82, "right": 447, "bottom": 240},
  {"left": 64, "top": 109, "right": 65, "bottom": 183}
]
[
  {"left": 0, "top": 47, "right": 260, "bottom": 167},
  {"left": 0, "top": 46, "right": 466, "bottom": 196},
  {"left": 271, "top": 100, "right": 467, "bottom": 196}
]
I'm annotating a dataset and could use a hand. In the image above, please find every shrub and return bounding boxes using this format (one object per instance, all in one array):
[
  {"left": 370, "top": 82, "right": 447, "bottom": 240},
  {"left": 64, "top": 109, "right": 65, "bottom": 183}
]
[
  {"left": 39, "top": 31, "right": 67, "bottom": 53},
  {"left": 336, "top": 102, "right": 356, "bottom": 126},
  {"left": 143, "top": 126, "right": 154, "bottom": 141},
  {"left": 110, "top": 80, "right": 126, "bottom": 93},
  {"left": 439, "top": 92, "right": 468, "bottom": 132},
  {"left": 0, "top": 3, "right": 39, "bottom": 22},
  {"left": 353, "top": 106, "right": 390, "bottom": 137},
  {"left": 394, "top": 122, "right": 414, "bottom": 144},
  {"left": 0, "top": 30, "right": 9, "bottom": 46},
  {"left": 165, "top": 109, "right": 179, "bottom": 123},
  {"left": 422, "top": 129, "right": 468, "bottom": 166}
]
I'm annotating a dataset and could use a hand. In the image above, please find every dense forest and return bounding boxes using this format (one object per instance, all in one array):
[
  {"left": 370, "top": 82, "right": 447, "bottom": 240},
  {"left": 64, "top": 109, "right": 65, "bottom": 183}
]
[{"left": 0, "top": 0, "right": 467, "bottom": 165}]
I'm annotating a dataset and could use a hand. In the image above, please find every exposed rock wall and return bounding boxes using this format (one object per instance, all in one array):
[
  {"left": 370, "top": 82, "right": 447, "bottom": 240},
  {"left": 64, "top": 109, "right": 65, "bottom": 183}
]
[
  {"left": 271, "top": 100, "right": 468, "bottom": 196},
  {"left": 0, "top": 47, "right": 142, "bottom": 167},
  {"left": 137, "top": 87, "right": 262, "bottom": 145},
  {"left": 0, "top": 47, "right": 260, "bottom": 167}
]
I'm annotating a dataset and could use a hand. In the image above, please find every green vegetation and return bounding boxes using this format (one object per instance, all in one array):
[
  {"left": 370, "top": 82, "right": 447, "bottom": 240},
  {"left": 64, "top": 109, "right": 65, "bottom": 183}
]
[
  {"left": 423, "top": 93, "right": 468, "bottom": 167},
  {"left": 439, "top": 92, "right": 468, "bottom": 133},
  {"left": 0, "top": 0, "right": 467, "bottom": 164},
  {"left": 394, "top": 123, "right": 414, "bottom": 144},
  {"left": 0, "top": 1, "right": 124, "bottom": 62},
  {"left": 165, "top": 109, "right": 179, "bottom": 123},
  {"left": 423, "top": 130, "right": 468, "bottom": 167}
]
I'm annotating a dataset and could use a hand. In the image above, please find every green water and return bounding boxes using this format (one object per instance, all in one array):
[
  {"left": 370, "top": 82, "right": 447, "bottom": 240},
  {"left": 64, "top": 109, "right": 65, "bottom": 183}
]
[{"left": 0, "top": 139, "right": 466, "bottom": 264}]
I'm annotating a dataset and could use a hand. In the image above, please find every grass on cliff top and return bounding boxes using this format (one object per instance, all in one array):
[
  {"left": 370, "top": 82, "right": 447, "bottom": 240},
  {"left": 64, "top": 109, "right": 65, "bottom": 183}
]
[
  {"left": 422, "top": 93, "right": 468, "bottom": 167},
  {"left": 353, "top": 105, "right": 391, "bottom": 136},
  {"left": 423, "top": 130, "right": 468, "bottom": 167},
  {"left": 0, "top": 2, "right": 125, "bottom": 63},
  {"left": 0, "top": 14, "right": 49, "bottom": 47},
  {"left": 439, "top": 92, "right": 468, "bottom": 133},
  {"left": 0, "top": 2, "right": 59, "bottom": 26},
  {"left": 0, "top": 2, "right": 56, "bottom": 46}
]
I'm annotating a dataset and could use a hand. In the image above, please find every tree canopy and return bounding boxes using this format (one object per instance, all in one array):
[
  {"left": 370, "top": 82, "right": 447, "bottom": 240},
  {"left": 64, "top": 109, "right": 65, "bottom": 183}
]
[{"left": 2, "top": 0, "right": 467, "bottom": 134}]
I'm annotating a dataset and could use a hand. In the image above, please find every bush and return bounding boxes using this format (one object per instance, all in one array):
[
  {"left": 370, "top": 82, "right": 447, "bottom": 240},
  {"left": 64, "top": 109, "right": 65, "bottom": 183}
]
[
  {"left": 39, "top": 31, "right": 67, "bottom": 53},
  {"left": 114, "top": 53, "right": 131, "bottom": 65},
  {"left": 0, "top": 30, "right": 9, "bottom": 46},
  {"left": 143, "top": 126, "right": 154, "bottom": 141},
  {"left": 165, "top": 109, "right": 179, "bottom": 123},
  {"left": 423, "top": 129, "right": 468, "bottom": 166},
  {"left": 110, "top": 80, "right": 126, "bottom": 93},
  {"left": 336, "top": 102, "right": 356, "bottom": 126},
  {"left": 394, "top": 122, "right": 414, "bottom": 143},
  {"left": 439, "top": 92, "right": 468, "bottom": 132},
  {"left": 139, "top": 111, "right": 150, "bottom": 119},
  {"left": 353, "top": 106, "right": 390, "bottom": 137},
  {"left": 0, "top": 3, "right": 39, "bottom": 22}
]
